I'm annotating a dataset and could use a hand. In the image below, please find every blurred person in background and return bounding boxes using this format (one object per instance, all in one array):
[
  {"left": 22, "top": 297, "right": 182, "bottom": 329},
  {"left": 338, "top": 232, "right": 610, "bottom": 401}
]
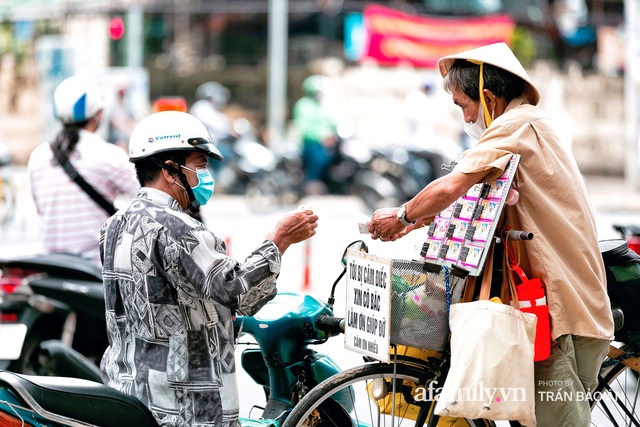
[
  {"left": 292, "top": 74, "right": 338, "bottom": 194},
  {"left": 404, "top": 73, "right": 467, "bottom": 160},
  {"left": 107, "top": 84, "right": 137, "bottom": 150},
  {"left": 100, "top": 110, "right": 318, "bottom": 427},
  {"left": 28, "top": 75, "right": 139, "bottom": 265},
  {"left": 190, "top": 81, "right": 234, "bottom": 144},
  {"left": 404, "top": 75, "right": 439, "bottom": 147},
  {"left": 189, "top": 81, "right": 235, "bottom": 172}
]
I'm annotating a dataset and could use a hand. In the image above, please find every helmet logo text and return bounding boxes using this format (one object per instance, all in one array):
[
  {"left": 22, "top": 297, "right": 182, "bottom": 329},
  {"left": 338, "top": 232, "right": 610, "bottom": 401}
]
[{"left": 153, "top": 134, "right": 181, "bottom": 141}]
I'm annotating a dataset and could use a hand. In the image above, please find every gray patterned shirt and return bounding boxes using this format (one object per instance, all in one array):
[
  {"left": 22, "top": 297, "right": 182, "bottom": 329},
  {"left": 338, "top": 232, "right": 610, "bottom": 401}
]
[{"left": 99, "top": 188, "right": 281, "bottom": 426}]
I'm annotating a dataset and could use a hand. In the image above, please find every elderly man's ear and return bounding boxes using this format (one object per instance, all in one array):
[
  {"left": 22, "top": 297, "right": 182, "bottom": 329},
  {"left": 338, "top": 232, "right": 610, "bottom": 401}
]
[{"left": 482, "top": 89, "right": 507, "bottom": 117}]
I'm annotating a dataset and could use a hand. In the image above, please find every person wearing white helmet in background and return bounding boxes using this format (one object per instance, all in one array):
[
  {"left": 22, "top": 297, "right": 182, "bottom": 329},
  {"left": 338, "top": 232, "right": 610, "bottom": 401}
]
[
  {"left": 404, "top": 73, "right": 467, "bottom": 158},
  {"left": 369, "top": 42, "right": 613, "bottom": 426},
  {"left": 107, "top": 84, "right": 137, "bottom": 150},
  {"left": 27, "top": 75, "right": 139, "bottom": 265},
  {"left": 189, "top": 81, "right": 236, "bottom": 172},
  {"left": 99, "top": 110, "right": 318, "bottom": 427},
  {"left": 189, "top": 81, "right": 234, "bottom": 144}
]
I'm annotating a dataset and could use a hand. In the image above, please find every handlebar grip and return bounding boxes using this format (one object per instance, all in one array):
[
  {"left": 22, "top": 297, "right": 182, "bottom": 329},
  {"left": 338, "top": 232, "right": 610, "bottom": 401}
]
[
  {"left": 505, "top": 230, "right": 534, "bottom": 241},
  {"left": 316, "top": 314, "right": 345, "bottom": 334}
]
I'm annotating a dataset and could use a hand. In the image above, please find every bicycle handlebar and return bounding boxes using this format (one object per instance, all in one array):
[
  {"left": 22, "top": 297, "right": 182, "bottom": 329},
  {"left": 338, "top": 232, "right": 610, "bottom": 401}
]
[
  {"left": 316, "top": 314, "right": 345, "bottom": 334},
  {"left": 505, "top": 230, "right": 534, "bottom": 241}
]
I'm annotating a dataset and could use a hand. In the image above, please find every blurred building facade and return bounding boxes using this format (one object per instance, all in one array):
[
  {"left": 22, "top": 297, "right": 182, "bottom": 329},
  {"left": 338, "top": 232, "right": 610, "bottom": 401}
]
[{"left": 0, "top": 0, "right": 626, "bottom": 102}]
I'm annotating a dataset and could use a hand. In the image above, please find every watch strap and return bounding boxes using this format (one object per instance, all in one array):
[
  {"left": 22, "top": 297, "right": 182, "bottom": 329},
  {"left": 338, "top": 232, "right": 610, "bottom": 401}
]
[{"left": 398, "top": 203, "right": 415, "bottom": 226}]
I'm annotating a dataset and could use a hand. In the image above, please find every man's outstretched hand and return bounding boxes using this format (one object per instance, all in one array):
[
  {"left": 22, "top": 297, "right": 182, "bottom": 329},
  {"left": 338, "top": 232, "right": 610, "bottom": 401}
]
[{"left": 268, "top": 206, "right": 319, "bottom": 253}]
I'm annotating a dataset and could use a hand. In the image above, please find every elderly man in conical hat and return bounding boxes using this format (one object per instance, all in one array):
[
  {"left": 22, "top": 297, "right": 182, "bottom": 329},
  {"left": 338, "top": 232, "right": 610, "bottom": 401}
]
[{"left": 369, "top": 42, "right": 613, "bottom": 426}]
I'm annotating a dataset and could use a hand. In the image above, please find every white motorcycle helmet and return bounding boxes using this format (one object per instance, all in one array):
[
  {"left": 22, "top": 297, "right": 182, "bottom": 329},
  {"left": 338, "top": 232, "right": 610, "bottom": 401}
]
[
  {"left": 129, "top": 111, "right": 223, "bottom": 162},
  {"left": 53, "top": 76, "right": 105, "bottom": 124},
  {"left": 195, "top": 81, "right": 230, "bottom": 109}
]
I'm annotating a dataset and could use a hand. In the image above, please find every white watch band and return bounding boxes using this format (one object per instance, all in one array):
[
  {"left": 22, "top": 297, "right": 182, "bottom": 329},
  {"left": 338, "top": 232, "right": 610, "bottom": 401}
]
[{"left": 397, "top": 203, "right": 414, "bottom": 226}]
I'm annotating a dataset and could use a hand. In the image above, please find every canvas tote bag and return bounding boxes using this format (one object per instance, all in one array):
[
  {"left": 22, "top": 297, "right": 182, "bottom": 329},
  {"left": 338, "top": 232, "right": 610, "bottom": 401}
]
[{"left": 434, "top": 243, "right": 538, "bottom": 426}]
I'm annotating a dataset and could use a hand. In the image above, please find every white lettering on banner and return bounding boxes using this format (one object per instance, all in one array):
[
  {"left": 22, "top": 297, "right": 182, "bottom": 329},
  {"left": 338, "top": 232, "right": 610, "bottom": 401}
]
[{"left": 344, "top": 249, "right": 392, "bottom": 362}]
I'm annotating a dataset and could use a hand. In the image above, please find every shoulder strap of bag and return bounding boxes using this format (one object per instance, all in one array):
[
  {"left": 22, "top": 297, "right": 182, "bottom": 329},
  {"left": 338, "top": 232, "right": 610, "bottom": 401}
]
[
  {"left": 52, "top": 146, "right": 117, "bottom": 216},
  {"left": 501, "top": 248, "right": 511, "bottom": 304},
  {"left": 479, "top": 241, "right": 494, "bottom": 300},
  {"left": 501, "top": 236, "right": 522, "bottom": 307},
  {"left": 462, "top": 276, "right": 476, "bottom": 303},
  {"left": 462, "top": 240, "right": 496, "bottom": 302},
  {"left": 462, "top": 235, "right": 498, "bottom": 302}
]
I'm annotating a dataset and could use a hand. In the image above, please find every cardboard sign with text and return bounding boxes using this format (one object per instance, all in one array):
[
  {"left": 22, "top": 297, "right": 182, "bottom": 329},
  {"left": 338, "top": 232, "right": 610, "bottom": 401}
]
[{"left": 345, "top": 249, "right": 392, "bottom": 362}]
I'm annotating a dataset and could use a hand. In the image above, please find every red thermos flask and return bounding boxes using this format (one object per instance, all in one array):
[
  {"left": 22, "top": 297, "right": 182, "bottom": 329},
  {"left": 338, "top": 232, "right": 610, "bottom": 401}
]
[{"left": 510, "top": 265, "right": 551, "bottom": 362}]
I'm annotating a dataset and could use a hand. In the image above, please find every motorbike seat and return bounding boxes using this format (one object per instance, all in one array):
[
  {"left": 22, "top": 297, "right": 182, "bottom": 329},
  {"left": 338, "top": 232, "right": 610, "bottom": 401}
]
[{"left": 0, "top": 371, "right": 159, "bottom": 426}]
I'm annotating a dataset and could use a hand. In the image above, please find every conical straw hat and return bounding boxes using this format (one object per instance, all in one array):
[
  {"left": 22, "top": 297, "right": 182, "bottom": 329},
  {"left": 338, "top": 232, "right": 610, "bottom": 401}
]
[{"left": 438, "top": 42, "right": 540, "bottom": 105}]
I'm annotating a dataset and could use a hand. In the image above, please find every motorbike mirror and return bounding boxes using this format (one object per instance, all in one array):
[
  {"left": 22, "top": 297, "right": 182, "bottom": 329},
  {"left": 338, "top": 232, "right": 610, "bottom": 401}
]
[
  {"left": 342, "top": 240, "right": 368, "bottom": 266},
  {"left": 328, "top": 240, "right": 369, "bottom": 309}
]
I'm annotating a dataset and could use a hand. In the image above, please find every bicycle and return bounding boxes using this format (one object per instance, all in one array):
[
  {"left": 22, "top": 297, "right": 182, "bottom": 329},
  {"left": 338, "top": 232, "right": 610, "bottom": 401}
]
[
  {"left": 283, "top": 239, "right": 640, "bottom": 427},
  {"left": 591, "top": 336, "right": 640, "bottom": 426}
]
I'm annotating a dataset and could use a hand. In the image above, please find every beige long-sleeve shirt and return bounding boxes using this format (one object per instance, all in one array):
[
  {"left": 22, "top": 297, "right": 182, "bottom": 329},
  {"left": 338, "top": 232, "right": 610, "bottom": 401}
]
[{"left": 454, "top": 96, "right": 614, "bottom": 341}]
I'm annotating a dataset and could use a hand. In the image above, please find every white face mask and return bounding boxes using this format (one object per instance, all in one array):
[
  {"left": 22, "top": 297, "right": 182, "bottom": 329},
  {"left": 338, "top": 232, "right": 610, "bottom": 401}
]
[{"left": 463, "top": 106, "right": 487, "bottom": 141}]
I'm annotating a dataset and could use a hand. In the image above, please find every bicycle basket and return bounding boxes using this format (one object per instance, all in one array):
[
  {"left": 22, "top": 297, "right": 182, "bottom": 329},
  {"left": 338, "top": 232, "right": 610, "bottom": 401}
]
[{"left": 390, "top": 260, "right": 466, "bottom": 351}]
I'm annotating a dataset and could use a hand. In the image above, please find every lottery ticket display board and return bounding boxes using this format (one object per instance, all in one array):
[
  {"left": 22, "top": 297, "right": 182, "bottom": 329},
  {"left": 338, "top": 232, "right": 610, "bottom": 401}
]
[{"left": 419, "top": 154, "right": 520, "bottom": 276}]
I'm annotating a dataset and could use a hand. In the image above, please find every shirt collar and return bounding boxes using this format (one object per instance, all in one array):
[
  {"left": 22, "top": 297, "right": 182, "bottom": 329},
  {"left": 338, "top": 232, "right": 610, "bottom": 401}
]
[
  {"left": 139, "top": 187, "right": 183, "bottom": 212},
  {"left": 504, "top": 95, "right": 530, "bottom": 115}
]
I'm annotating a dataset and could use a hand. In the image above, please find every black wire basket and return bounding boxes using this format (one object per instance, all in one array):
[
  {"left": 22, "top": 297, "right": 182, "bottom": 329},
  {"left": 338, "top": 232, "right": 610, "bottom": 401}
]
[{"left": 390, "top": 260, "right": 467, "bottom": 351}]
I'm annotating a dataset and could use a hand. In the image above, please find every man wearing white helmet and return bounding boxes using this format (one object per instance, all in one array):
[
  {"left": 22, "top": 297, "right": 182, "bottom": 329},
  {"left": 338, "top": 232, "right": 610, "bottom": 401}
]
[
  {"left": 99, "top": 110, "right": 318, "bottom": 427},
  {"left": 369, "top": 43, "right": 613, "bottom": 426},
  {"left": 27, "top": 75, "right": 139, "bottom": 265}
]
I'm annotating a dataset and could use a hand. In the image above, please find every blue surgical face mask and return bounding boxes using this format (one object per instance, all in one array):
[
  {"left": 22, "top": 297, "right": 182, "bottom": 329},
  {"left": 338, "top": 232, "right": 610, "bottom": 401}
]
[{"left": 181, "top": 165, "right": 215, "bottom": 206}]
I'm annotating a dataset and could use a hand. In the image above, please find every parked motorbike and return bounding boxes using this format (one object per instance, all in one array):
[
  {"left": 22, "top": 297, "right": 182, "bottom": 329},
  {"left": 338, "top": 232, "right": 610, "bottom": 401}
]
[
  {"left": 328, "top": 123, "right": 463, "bottom": 212},
  {"left": 613, "top": 223, "right": 640, "bottom": 254},
  {"left": 213, "top": 118, "right": 281, "bottom": 203},
  {"left": 299, "top": 125, "right": 406, "bottom": 212},
  {"left": 208, "top": 117, "right": 306, "bottom": 211},
  {"left": 236, "top": 124, "right": 403, "bottom": 213},
  {"left": 364, "top": 143, "right": 454, "bottom": 210},
  {"left": 264, "top": 139, "right": 306, "bottom": 206},
  {"left": 0, "top": 241, "right": 366, "bottom": 426},
  {"left": 0, "top": 253, "right": 106, "bottom": 376}
]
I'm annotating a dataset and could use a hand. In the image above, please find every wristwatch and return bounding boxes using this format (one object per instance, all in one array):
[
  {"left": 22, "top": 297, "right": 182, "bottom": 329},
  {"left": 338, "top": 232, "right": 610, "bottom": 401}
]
[{"left": 397, "top": 203, "right": 415, "bottom": 227}]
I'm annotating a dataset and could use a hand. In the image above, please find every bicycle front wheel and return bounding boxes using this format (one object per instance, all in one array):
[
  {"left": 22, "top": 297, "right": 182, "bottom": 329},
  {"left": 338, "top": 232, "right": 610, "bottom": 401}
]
[
  {"left": 282, "top": 362, "right": 495, "bottom": 427},
  {"left": 590, "top": 343, "right": 640, "bottom": 426}
]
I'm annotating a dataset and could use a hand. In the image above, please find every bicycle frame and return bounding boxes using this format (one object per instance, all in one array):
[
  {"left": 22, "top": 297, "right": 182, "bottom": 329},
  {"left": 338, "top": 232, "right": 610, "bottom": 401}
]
[{"left": 283, "top": 237, "right": 640, "bottom": 427}]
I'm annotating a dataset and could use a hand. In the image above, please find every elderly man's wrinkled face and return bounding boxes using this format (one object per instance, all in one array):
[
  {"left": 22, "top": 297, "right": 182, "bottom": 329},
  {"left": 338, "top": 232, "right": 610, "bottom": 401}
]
[
  {"left": 452, "top": 85, "right": 487, "bottom": 141},
  {"left": 451, "top": 86, "right": 479, "bottom": 124}
]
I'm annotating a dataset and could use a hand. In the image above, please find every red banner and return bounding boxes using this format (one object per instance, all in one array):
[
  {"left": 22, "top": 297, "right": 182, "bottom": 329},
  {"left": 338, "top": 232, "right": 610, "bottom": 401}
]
[{"left": 362, "top": 4, "right": 515, "bottom": 68}]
